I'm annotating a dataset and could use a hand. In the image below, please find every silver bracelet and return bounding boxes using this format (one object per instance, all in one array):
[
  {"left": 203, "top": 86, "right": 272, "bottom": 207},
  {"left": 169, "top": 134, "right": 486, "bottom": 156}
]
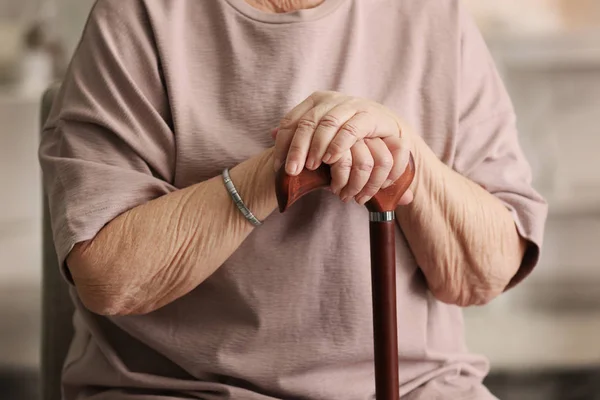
[{"left": 222, "top": 168, "right": 263, "bottom": 227}]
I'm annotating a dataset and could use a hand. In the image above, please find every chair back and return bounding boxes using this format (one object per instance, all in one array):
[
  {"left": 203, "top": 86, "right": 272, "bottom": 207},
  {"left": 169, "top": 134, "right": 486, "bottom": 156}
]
[{"left": 40, "top": 83, "right": 75, "bottom": 400}]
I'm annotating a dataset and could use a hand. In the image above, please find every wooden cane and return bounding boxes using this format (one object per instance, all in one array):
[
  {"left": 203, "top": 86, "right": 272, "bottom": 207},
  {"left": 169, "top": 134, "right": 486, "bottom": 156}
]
[{"left": 275, "top": 154, "right": 415, "bottom": 400}]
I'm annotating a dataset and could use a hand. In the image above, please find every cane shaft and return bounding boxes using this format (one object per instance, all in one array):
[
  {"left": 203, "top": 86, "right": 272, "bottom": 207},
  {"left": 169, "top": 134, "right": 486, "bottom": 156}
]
[
  {"left": 275, "top": 154, "right": 414, "bottom": 400},
  {"left": 369, "top": 218, "right": 399, "bottom": 400}
]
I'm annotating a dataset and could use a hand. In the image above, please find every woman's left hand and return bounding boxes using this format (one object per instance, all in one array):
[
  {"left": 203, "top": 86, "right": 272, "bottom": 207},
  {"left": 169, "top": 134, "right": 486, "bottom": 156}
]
[{"left": 273, "top": 91, "right": 412, "bottom": 177}]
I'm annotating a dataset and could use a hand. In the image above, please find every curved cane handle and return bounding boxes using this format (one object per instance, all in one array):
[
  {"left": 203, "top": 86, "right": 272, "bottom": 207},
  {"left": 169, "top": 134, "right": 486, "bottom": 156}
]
[{"left": 276, "top": 153, "right": 415, "bottom": 213}]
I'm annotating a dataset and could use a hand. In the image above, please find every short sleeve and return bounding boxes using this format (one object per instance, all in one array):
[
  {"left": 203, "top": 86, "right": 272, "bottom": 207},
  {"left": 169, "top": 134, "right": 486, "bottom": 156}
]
[
  {"left": 39, "top": 0, "right": 177, "bottom": 282},
  {"left": 451, "top": 5, "right": 548, "bottom": 289}
]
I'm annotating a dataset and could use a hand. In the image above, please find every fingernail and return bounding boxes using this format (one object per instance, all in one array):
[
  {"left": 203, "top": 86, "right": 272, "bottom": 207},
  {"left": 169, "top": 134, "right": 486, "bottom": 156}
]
[
  {"left": 287, "top": 162, "right": 298, "bottom": 175},
  {"left": 357, "top": 196, "right": 369, "bottom": 205},
  {"left": 342, "top": 196, "right": 352, "bottom": 203},
  {"left": 382, "top": 179, "right": 393, "bottom": 188},
  {"left": 322, "top": 153, "right": 332, "bottom": 163},
  {"left": 273, "top": 158, "right": 282, "bottom": 172},
  {"left": 306, "top": 158, "right": 316, "bottom": 170}
]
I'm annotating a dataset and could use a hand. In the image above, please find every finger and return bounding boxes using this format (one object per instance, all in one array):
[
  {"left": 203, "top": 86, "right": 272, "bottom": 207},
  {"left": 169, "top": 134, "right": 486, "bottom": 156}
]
[
  {"left": 273, "top": 95, "right": 315, "bottom": 171},
  {"left": 355, "top": 138, "right": 393, "bottom": 205},
  {"left": 306, "top": 102, "right": 359, "bottom": 171},
  {"left": 270, "top": 127, "right": 279, "bottom": 140},
  {"left": 322, "top": 110, "right": 377, "bottom": 165},
  {"left": 324, "top": 106, "right": 400, "bottom": 165},
  {"left": 330, "top": 150, "right": 352, "bottom": 196},
  {"left": 285, "top": 101, "right": 342, "bottom": 175},
  {"left": 397, "top": 189, "right": 414, "bottom": 206},
  {"left": 339, "top": 140, "right": 373, "bottom": 202},
  {"left": 380, "top": 135, "right": 410, "bottom": 188}
]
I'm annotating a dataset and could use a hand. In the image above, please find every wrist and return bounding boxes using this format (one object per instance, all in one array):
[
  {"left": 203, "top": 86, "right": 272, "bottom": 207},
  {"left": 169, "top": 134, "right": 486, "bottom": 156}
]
[
  {"left": 396, "top": 134, "right": 449, "bottom": 223},
  {"left": 229, "top": 148, "right": 278, "bottom": 223},
  {"left": 405, "top": 134, "right": 440, "bottom": 199},
  {"left": 391, "top": 116, "right": 437, "bottom": 200}
]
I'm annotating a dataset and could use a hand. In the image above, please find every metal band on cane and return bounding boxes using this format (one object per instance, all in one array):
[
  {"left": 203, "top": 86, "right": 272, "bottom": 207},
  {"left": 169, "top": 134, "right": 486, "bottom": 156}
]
[
  {"left": 222, "top": 168, "right": 263, "bottom": 227},
  {"left": 369, "top": 211, "right": 395, "bottom": 222}
]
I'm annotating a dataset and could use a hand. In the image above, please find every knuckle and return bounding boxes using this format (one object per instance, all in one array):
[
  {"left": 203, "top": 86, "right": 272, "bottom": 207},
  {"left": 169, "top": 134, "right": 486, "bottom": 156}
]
[
  {"left": 336, "top": 158, "right": 353, "bottom": 171},
  {"left": 318, "top": 114, "right": 341, "bottom": 129},
  {"left": 354, "top": 160, "right": 374, "bottom": 173},
  {"left": 327, "top": 140, "right": 346, "bottom": 155},
  {"left": 297, "top": 118, "right": 318, "bottom": 131},
  {"left": 340, "top": 122, "right": 361, "bottom": 139},
  {"left": 279, "top": 117, "right": 295, "bottom": 129},
  {"left": 377, "top": 156, "right": 394, "bottom": 170}
]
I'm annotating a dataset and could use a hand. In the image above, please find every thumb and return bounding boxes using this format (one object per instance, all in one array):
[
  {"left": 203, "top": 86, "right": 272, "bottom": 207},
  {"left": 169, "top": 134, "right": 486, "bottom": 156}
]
[
  {"left": 397, "top": 189, "right": 414, "bottom": 206},
  {"left": 270, "top": 127, "right": 279, "bottom": 140}
]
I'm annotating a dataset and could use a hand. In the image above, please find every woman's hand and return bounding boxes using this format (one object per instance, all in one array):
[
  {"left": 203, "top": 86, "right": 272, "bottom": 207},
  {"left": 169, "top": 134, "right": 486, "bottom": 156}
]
[
  {"left": 274, "top": 91, "right": 410, "bottom": 173},
  {"left": 272, "top": 133, "right": 413, "bottom": 206},
  {"left": 272, "top": 91, "right": 413, "bottom": 205}
]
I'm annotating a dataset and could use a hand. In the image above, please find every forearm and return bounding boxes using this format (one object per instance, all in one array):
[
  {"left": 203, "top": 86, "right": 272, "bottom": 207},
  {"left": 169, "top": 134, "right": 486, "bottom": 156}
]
[
  {"left": 68, "top": 148, "right": 277, "bottom": 316},
  {"left": 396, "top": 136, "right": 526, "bottom": 307}
]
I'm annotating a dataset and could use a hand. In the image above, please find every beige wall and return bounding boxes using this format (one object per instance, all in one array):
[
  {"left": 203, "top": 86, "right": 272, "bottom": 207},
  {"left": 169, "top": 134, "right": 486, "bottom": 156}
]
[
  {"left": 559, "top": 0, "right": 600, "bottom": 29},
  {"left": 55, "top": 0, "right": 95, "bottom": 57},
  {"left": 463, "top": 0, "right": 600, "bottom": 34}
]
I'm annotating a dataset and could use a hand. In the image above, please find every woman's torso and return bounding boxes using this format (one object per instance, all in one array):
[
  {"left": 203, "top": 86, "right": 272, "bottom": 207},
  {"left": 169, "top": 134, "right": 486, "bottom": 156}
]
[{"left": 62, "top": 1, "right": 491, "bottom": 399}]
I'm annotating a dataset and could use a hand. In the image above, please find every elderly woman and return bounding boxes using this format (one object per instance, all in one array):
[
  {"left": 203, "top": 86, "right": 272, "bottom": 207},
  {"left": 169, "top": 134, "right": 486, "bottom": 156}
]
[{"left": 39, "top": 0, "right": 547, "bottom": 399}]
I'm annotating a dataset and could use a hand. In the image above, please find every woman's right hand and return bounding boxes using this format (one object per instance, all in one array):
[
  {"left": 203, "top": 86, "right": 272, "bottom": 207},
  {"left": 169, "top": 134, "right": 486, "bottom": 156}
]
[{"left": 271, "top": 129, "right": 413, "bottom": 206}]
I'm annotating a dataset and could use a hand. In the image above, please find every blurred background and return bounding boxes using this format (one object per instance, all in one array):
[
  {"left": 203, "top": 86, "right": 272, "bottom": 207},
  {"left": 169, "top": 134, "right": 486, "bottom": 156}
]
[{"left": 0, "top": 0, "right": 599, "bottom": 399}]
